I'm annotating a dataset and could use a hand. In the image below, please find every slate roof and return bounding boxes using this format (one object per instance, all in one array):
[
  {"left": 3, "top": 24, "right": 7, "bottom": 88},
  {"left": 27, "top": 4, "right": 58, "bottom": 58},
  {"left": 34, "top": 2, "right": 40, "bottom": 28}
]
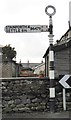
[
  {"left": 22, "top": 63, "right": 41, "bottom": 69},
  {"left": 43, "top": 28, "right": 71, "bottom": 57}
]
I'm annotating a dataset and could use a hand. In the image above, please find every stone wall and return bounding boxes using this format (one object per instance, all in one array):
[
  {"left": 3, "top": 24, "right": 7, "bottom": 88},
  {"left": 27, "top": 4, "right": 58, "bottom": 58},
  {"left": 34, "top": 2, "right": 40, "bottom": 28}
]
[
  {"left": 2, "top": 78, "right": 50, "bottom": 113},
  {"left": 2, "top": 62, "right": 12, "bottom": 77},
  {"left": 2, "top": 77, "right": 71, "bottom": 113},
  {"left": 0, "top": 61, "right": 19, "bottom": 78}
]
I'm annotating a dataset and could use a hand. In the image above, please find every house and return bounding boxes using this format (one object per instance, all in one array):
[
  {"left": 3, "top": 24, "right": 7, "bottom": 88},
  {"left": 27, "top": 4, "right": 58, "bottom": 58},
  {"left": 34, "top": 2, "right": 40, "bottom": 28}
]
[
  {"left": 34, "top": 62, "right": 45, "bottom": 76},
  {"left": 22, "top": 61, "right": 42, "bottom": 70},
  {"left": 43, "top": 27, "right": 71, "bottom": 78},
  {"left": 20, "top": 61, "right": 45, "bottom": 77},
  {"left": 20, "top": 67, "right": 34, "bottom": 77}
]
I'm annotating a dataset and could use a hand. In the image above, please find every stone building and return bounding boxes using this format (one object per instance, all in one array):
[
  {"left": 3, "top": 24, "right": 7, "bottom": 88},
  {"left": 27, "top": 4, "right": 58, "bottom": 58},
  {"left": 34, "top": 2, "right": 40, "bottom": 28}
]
[
  {"left": 43, "top": 27, "right": 71, "bottom": 78},
  {"left": 1, "top": 59, "right": 18, "bottom": 78},
  {"left": 20, "top": 67, "right": 34, "bottom": 77},
  {"left": 21, "top": 61, "right": 45, "bottom": 77},
  {"left": 22, "top": 61, "right": 41, "bottom": 70},
  {"left": 34, "top": 62, "right": 45, "bottom": 76},
  {"left": 0, "top": 45, "right": 21, "bottom": 78}
]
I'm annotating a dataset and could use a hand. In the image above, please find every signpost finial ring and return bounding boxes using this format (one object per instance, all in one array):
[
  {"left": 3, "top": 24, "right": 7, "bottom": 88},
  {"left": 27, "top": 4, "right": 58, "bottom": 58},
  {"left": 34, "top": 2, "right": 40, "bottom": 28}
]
[{"left": 45, "top": 5, "right": 56, "bottom": 17}]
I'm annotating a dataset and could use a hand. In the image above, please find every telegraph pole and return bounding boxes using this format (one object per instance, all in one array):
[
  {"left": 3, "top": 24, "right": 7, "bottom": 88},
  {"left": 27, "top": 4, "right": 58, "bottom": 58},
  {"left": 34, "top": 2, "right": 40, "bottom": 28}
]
[{"left": 45, "top": 5, "right": 56, "bottom": 113}]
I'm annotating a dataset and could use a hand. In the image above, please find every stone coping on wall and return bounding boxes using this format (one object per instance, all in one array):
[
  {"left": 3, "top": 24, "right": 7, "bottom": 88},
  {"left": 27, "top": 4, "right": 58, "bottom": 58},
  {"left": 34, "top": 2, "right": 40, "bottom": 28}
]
[{"left": 1, "top": 77, "right": 49, "bottom": 81}]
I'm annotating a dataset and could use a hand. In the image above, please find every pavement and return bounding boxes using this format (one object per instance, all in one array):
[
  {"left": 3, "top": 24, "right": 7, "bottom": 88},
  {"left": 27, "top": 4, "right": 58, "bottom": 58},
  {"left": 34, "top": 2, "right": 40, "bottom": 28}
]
[{"left": 2, "top": 111, "right": 71, "bottom": 120}]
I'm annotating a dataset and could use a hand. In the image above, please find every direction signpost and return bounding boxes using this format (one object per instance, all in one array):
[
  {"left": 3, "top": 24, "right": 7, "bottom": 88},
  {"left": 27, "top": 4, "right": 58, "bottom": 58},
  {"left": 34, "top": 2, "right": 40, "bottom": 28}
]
[
  {"left": 5, "top": 25, "right": 48, "bottom": 33},
  {"left": 4, "top": 3, "right": 71, "bottom": 113},
  {"left": 4, "top": 5, "right": 56, "bottom": 113},
  {"left": 59, "top": 75, "right": 71, "bottom": 111},
  {"left": 45, "top": 5, "right": 56, "bottom": 113}
]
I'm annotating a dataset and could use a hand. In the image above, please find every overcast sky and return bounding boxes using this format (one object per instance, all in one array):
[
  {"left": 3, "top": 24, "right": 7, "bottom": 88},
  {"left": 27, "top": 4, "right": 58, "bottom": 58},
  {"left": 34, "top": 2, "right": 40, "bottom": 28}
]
[{"left": 0, "top": 0, "right": 70, "bottom": 63}]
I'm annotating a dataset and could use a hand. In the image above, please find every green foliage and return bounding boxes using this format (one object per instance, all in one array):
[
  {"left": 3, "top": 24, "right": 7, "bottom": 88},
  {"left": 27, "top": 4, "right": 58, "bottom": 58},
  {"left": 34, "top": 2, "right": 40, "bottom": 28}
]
[{"left": 2, "top": 44, "right": 16, "bottom": 60}]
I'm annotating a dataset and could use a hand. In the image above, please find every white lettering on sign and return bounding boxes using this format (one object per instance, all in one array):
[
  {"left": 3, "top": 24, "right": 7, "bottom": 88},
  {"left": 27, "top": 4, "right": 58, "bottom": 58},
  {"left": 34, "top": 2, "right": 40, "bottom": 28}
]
[{"left": 4, "top": 25, "right": 48, "bottom": 33}]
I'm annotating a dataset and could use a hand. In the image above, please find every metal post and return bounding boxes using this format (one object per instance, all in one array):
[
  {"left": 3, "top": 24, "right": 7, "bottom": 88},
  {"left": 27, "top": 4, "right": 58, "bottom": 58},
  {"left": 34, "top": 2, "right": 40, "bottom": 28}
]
[
  {"left": 63, "top": 88, "right": 66, "bottom": 111},
  {"left": 45, "top": 5, "right": 56, "bottom": 113}
]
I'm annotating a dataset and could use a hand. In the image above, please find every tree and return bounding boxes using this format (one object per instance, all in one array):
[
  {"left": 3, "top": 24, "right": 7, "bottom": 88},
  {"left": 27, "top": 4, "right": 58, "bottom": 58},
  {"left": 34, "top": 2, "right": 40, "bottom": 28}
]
[{"left": 2, "top": 44, "right": 16, "bottom": 60}]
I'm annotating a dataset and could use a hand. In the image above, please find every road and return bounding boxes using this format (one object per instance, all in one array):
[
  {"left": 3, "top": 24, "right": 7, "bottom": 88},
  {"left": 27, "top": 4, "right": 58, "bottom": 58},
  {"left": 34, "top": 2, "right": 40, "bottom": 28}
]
[{"left": 2, "top": 111, "right": 71, "bottom": 120}]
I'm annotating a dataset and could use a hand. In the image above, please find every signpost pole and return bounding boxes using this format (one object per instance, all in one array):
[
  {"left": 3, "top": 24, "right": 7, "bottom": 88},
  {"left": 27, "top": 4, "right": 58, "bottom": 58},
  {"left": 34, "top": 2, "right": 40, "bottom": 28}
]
[
  {"left": 63, "top": 88, "right": 66, "bottom": 111},
  {"left": 45, "top": 5, "right": 56, "bottom": 113}
]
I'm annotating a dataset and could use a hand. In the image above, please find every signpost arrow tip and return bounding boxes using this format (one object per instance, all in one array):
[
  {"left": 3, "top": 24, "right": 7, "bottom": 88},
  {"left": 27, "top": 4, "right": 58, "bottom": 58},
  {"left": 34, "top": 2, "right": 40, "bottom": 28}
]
[{"left": 59, "top": 75, "right": 71, "bottom": 88}]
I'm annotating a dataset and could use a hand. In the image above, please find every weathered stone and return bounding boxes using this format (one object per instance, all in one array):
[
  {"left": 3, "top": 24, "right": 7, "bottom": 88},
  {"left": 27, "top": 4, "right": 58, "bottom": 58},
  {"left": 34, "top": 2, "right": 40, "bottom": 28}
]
[
  {"left": 31, "top": 106, "right": 36, "bottom": 111},
  {"left": 3, "top": 97, "right": 10, "bottom": 101},
  {"left": 41, "top": 94, "right": 47, "bottom": 98},
  {"left": 8, "top": 100, "right": 14, "bottom": 105},
  {"left": 16, "top": 104, "right": 25, "bottom": 108},
  {"left": 36, "top": 106, "right": 43, "bottom": 111},
  {"left": 15, "top": 80, "right": 20, "bottom": 84},
  {"left": 32, "top": 98, "right": 38, "bottom": 103},
  {"left": 2, "top": 86, "right": 6, "bottom": 90},
  {"left": 13, "top": 107, "right": 19, "bottom": 112},
  {"left": 3, "top": 107, "right": 12, "bottom": 113},
  {"left": 15, "top": 99, "right": 21, "bottom": 104},
  {"left": 10, "top": 104, "right": 16, "bottom": 108},
  {"left": 40, "top": 102, "right": 46, "bottom": 106},
  {"left": 3, "top": 89, "right": 8, "bottom": 92},
  {"left": 2, "top": 78, "right": 71, "bottom": 113},
  {"left": 2, "top": 103, "right": 8, "bottom": 108},
  {"left": 26, "top": 99, "right": 31, "bottom": 104},
  {"left": 18, "top": 107, "right": 30, "bottom": 112}
]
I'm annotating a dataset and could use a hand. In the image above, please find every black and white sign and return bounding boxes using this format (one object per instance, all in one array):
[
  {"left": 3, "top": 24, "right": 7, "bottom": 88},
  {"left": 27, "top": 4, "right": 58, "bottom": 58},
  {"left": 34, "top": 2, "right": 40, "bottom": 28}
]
[
  {"left": 4, "top": 25, "right": 48, "bottom": 33},
  {"left": 59, "top": 75, "right": 71, "bottom": 88}
]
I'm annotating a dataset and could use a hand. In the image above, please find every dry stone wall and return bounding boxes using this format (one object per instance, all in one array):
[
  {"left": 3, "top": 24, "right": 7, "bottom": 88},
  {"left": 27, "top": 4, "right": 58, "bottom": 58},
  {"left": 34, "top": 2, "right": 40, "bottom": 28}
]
[
  {"left": 2, "top": 77, "right": 71, "bottom": 113},
  {"left": 2, "top": 78, "right": 50, "bottom": 113}
]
